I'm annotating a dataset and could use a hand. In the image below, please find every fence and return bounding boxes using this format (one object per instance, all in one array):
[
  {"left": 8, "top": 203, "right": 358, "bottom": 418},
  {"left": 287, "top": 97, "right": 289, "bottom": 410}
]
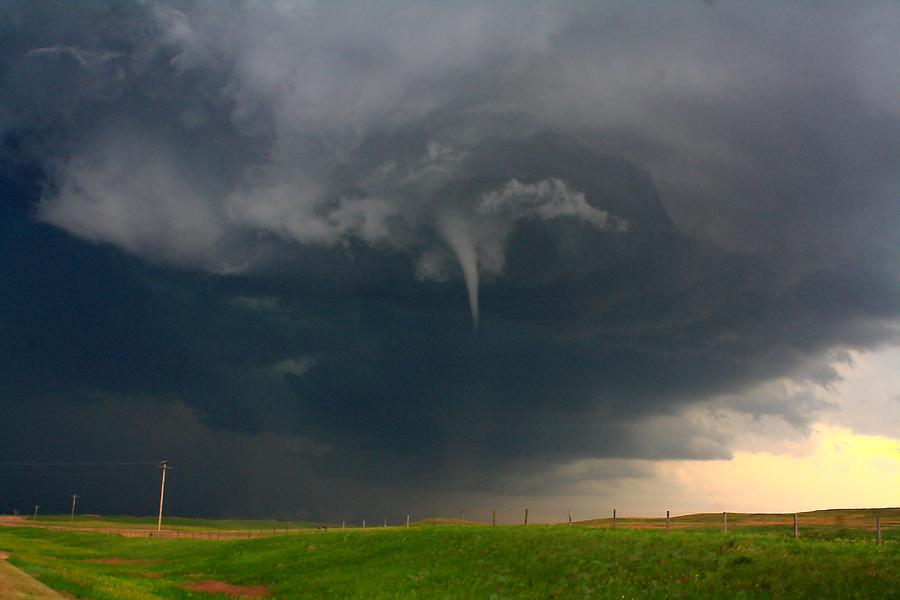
[
  {"left": 571, "top": 509, "right": 899, "bottom": 542},
  {"left": 9, "top": 509, "right": 899, "bottom": 543}
]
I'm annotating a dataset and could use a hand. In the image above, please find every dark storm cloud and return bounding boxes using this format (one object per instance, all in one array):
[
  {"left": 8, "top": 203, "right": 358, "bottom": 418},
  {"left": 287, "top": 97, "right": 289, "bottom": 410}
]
[{"left": 2, "top": 1, "right": 900, "bottom": 517}]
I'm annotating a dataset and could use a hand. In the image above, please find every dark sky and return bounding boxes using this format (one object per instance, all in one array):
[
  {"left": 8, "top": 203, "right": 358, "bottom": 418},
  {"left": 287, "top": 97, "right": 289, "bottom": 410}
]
[{"left": 2, "top": 1, "right": 899, "bottom": 521}]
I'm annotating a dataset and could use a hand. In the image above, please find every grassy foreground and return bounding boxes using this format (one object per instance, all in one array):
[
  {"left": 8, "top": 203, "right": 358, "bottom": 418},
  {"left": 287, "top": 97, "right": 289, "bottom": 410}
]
[{"left": 1, "top": 525, "right": 899, "bottom": 599}]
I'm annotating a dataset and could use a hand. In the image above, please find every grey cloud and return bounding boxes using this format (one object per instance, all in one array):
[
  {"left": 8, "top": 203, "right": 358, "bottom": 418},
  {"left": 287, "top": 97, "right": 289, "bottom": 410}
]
[
  {"left": 0, "top": 396, "right": 340, "bottom": 519},
  {"left": 489, "top": 458, "right": 656, "bottom": 496},
  {"left": 14, "top": 1, "right": 900, "bottom": 285},
  {"left": 3, "top": 1, "right": 900, "bottom": 512},
  {"left": 271, "top": 356, "right": 316, "bottom": 378},
  {"left": 478, "top": 178, "right": 628, "bottom": 233},
  {"left": 37, "top": 129, "right": 229, "bottom": 268}
]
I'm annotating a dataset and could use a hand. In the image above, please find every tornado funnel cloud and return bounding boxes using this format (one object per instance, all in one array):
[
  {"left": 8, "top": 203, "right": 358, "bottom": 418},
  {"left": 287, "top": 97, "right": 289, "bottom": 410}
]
[{"left": 438, "top": 214, "right": 479, "bottom": 329}]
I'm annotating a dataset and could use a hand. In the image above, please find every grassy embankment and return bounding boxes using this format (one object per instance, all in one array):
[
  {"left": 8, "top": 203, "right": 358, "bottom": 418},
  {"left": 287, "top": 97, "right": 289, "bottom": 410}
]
[{"left": 1, "top": 517, "right": 898, "bottom": 599}]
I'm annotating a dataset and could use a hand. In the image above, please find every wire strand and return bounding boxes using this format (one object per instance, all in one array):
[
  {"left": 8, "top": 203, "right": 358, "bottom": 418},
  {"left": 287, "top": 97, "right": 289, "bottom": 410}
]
[{"left": 0, "top": 462, "right": 161, "bottom": 467}]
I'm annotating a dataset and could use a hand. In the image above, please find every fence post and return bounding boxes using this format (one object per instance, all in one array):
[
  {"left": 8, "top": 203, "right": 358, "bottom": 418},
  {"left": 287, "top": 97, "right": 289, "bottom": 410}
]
[
  {"left": 492, "top": 509, "right": 496, "bottom": 527},
  {"left": 612, "top": 509, "right": 616, "bottom": 529},
  {"left": 568, "top": 510, "right": 572, "bottom": 526},
  {"left": 524, "top": 508, "right": 528, "bottom": 527},
  {"left": 406, "top": 514, "right": 410, "bottom": 528},
  {"left": 666, "top": 510, "right": 670, "bottom": 532},
  {"left": 342, "top": 521, "right": 345, "bottom": 529},
  {"left": 876, "top": 516, "right": 882, "bottom": 545},
  {"left": 383, "top": 517, "right": 387, "bottom": 528},
  {"left": 363, "top": 519, "right": 366, "bottom": 529},
  {"left": 793, "top": 513, "right": 798, "bottom": 539},
  {"left": 723, "top": 512, "right": 728, "bottom": 533}
]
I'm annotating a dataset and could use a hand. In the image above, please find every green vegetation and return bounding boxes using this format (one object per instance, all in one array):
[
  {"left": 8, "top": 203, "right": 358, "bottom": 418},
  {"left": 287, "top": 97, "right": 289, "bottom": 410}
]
[{"left": 1, "top": 521, "right": 898, "bottom": 599}]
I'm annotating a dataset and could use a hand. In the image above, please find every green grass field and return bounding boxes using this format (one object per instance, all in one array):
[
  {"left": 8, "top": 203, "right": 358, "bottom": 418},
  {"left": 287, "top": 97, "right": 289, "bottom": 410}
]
[{"left": 1, "top": 518, "right": 898, "bottom": 599}]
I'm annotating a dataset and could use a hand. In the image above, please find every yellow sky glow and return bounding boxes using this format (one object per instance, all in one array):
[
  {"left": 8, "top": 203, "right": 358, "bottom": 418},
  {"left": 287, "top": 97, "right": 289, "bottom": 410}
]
[{"left": 659, "top": 423, "right": 900, "bottom": 513}]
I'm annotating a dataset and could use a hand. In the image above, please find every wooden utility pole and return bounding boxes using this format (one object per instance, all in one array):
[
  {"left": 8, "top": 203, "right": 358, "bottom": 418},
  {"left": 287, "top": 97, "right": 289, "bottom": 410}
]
[
  {"left": 157, "top": 460, "right": 170, "bottom": 539},
  {"left": 612, "top": 509, "right": 616, "bottom": 529},
  {"left": 666, "top": 510, "right": 670, "bottom": 532},
  {"left": 524, "top": 508, "right": 528, "bottom": 526},
  {"left": 70, "top": 494, "right": 78, "bottom": 522},
  {"left": 568, "top": 510, "right": 572, "bottom": 526}
]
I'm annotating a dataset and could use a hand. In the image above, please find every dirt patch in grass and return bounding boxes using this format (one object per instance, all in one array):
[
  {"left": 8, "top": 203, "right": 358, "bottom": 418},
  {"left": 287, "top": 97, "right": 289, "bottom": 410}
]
[
  {"left": 186, "top": 580, "right": 270, "bottom": 597},
  {"left": 0, "top": 551, "right": 8, "bottom": 560},
  {"left": 0, "top": 555, "right": 65, "bottom": 598}
]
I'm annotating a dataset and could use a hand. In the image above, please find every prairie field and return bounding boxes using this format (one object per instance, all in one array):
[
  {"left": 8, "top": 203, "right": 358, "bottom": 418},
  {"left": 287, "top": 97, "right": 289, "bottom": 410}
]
[{"left": 0, "top": 510, "right": 898, "bottom": 599}]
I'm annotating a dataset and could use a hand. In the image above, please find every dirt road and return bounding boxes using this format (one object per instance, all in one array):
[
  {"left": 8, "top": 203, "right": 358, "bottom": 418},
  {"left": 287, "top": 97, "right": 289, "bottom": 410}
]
[{"left": 0, "top": 552, "right": 64, "bottom": 600}]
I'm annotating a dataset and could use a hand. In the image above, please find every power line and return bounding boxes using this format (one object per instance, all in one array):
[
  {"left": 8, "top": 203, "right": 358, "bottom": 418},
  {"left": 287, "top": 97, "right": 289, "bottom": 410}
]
[
  {"left": 1, "top": 473, "right": 151, "bottom": 479},
  {"left": 0, "top": 462, "right": 159, "bottom": 467}
]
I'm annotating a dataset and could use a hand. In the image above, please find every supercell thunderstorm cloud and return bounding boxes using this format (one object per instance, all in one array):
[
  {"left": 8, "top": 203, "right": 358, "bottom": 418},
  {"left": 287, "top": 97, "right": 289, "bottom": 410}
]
[{"left": 2, "top": 1, "right": 900, "bottom": 521}]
